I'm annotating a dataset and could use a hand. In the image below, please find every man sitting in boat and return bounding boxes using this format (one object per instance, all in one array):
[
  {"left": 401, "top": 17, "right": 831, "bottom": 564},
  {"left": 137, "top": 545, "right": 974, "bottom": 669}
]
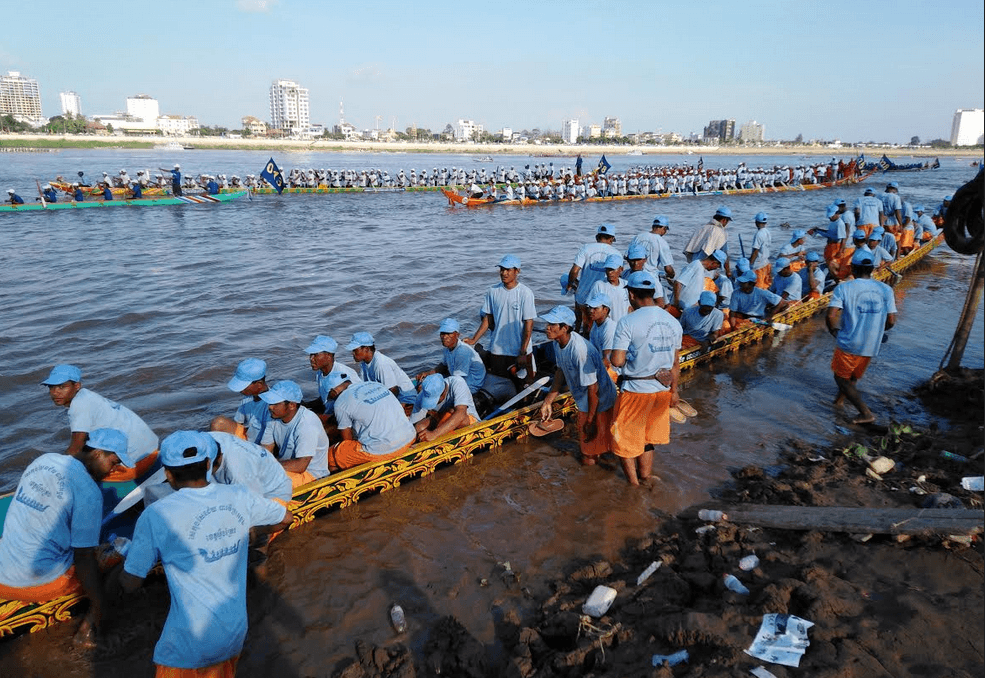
[
  {"left": 128, "top": 182, "right": 143, "bottom": 200},
  {"left": 864, "top": 230, "right": 895, "bottom": 268},
  {"left": 777, "top": 230, "right": 808, "bottom": 272},
  {"left": 321, "top": 372, "right": 417, "bottom": 471},
  {"left": 0, "top": 428, "right": 134, "bottom": 648},
  {"left": 410, "top": 374, "right": 480, "bottom": 444},
  {"left": 259, "top": 380, "right": 330, "bottom": 487},
  {"left": 42, "top": 364, "right": 159, "bottom": 481},
  {"left": 729, "top": 271, "right": 790, "bottom": 328},
  {"left": 100, "top": 182, "right": 114, "bottom": 201},
  {"left": 769, "top": 258, "right": 803, "bottom": 303},
  {"left": 679, "top": 291, "right": 725, "bottom": 351},
  {"left": 5, "top": 188, "right": 24, "bottom": 205},
  {"left": 416, "top": 318, "right": 486, "bottom": 395},
  {"left": 305, "top": 335, "right": 362, "bottom": 430},
  {"left": 41, "top": 184, "right": 58, "bottom": 203},
  {"left": 671, "top": 249, "right": 725, "bottom": 318},
  {"left": 346, "top": 331, "right": 417, "bottom": 404},
  {"left": 799, "top": 252, "right": 827, "bottom": 300},
  {"left": 206, "top": 427, "right": 293, "bottom": 504},
  {"left": 914, "top": 205, "right": 941, "bottom": 242},
  {"left": 221, "top": 358, "right": 275, "bottom": 450},
  {"left": 72, "top": 183, "right": 85, "bottom": 202}
]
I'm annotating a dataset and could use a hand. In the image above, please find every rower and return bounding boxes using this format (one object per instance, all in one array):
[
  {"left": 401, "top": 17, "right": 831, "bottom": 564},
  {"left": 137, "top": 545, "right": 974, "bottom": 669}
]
[
  {"left": 129, "top": 182, "right": 143, "bottom": 200},
  {"left": 345, "top": 331, "right": 416, "bottom": 404},
  {"left": 415, "top": 318, "right": 486, "bottom": 395},
  {"left": 305, "top": 335, "right": 362, "bottom": 425},
  {"left": 777, "top": 230, "right": 808, "bottom": 272},
  {"left": 809, "top": 203, "right": 848, "bottom": 265},
  {"left": 72, "top": 183, "right": 85, "bottom": 202},
  {"left": 206, "top": 428, "right": 293, "bottom": 504},
  {"left": 566, "top": 224, "right": 621, "bottom": 334},
  {"left": 100, "top": 182, "right": 114, "bottom": 201},
  {"left": 799, "top": 251, "right": 827, "bottom": 300},
  {"left": 588, "top": 254, "right": 634, "bottom": 323},
  {"left": 221, "top": 358, "right": 275, "bottom": 450},
  {"left": 679, "top": 290, "right": 725, "bottom": 350},
  {"left": 729, "top": 271, "right": 790, "bottom": 328},
  {"left": 321, "top": 372, "right": 417, "bottom": 471},
  {"left": 864, "top": 229, "right": 894, "bottom": 268},
  {"left": 410, "top": 374, "right": 480, "bottom": 443},
  {"left": 41, "top": 184, "right": 58, "bottom": 203},
  {"left": 5, "top": 189, "right": 24, "bottom": 205},
  {"left": 259, "top": 380, "right": 330, "bottom": 487},
  {"left": 41, "top": 364, "right": 159, "bottom": 481},
  {"left": 629, "top": 215, "right": 676, "bottom": 283},
  {"left": 748, "top": 212, "right": 772, "bottom": 289},
  {"left": 672, "top": 249, "right": 726, "bottom": 317},
  {"left": 769, "top": 258, "right": 803, "bottom": 302},
  {"left": 0, "top": 428, "right": 135, "bottom": 649},
  {"left": 853, "top": 187, "right": 883, "bottom": 238},
  {"left": 830, "top": 229, "right": 867, "bottom": 281}
]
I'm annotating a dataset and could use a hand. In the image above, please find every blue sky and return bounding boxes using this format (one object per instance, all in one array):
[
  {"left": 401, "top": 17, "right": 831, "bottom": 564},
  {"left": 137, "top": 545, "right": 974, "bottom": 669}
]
[{"left": 3, "top": 0, "right": 982, "bottom": 142}]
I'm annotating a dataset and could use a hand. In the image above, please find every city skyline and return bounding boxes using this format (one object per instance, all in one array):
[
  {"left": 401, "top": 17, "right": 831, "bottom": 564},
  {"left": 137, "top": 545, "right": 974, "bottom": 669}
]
[{"left": 2, "top": 0, "right": 983, "bottom": 144}]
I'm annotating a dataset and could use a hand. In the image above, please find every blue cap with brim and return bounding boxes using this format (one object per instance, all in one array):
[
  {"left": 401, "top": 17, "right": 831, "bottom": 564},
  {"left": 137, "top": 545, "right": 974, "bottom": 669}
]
[
  {"left": 853, "top": 229, "right": 867, "bottom": 239},
  {"left": 160, "top": 430, "right": 217, "bottom": 467},
  {"left": 736, "top": 257, "right": 751, "bottom": 274},
  {"left": 738, "top": 271, "right": 758, "bottom": 283},
  {"left": 439, "top": 318, "right": 460, "bottom": 334},
  {"left": 597, "top": 223, "right": 616, "bottom": 238},
  {"left": 415, "top": 374, "right": 446, "bottom": 412},
  {"left": 586, "top": 291, "right": 612, "bottom": 309},
  {"left": 791, "top": 229, "right": 806, "bottom": 241},
  {"left": 887, "top": 181, "right": 899, "bottom": 189},
  {"left": 806, "top": 251, "right": 823, "bottom": 262},
  {"left": 826, "top": 204, "right": 839, "bottom": 218},
  {"left": 559, "top": 273, "right": 570, "bottom": 296},
  {"left": 227, "top": 358, "right": 266, "bottom": 392},
  {"left": 754, "top": 212, "right": 768, "bottom": 223},
  {"left": 41, "top": 364, "right": 82, "bottom": 386},
  {"left": 852, "top": 250, "right": 875, "bottom": 266},
  {"left": 321, "top": 370, "right": 351, "bottom": 393},
  {"left": 914, "top": 204, "right": 924, "bottom": 213},
  {"left": 864, "top": 188, "right": 875, "bottom": 195},
  {"left": 539, "top": 305, "right": 577, "bottom": 326},
  {"left": 258, "top": 379, "right": 303, "bottom": 404},
  {"left": 87, "top": 428, "right": 135, "bottom": 467},
  {"left": 698, "top": 291, "right": 716, "bottom": 307},
  {"left": 305, "top": 335, "right": 338, "bottom": 354},
  {"left": 652, "top": 215, "right": 669, "bottom": 228},
  {"left": 499, "top": 254, "right": 521, "bottom": 269},
  {"left": 775, "top": 257, "right": 792, "bottom": 270},
  {"left": 603, "top": 254, "right": 623, "bottom": 270},
  {"left": 627, "top": 243, "right": 647, "bottom": 259},
  {"left": 626, "top": 271, "right": 657, "bottom": 290},
  {"left": 714, "top": 206, "right": 732, "bottom": 219},
  {"left": 868, "top": 230, "right": 883, "bottom": 240},
  {"left": 710, "top": 249, "right": 727, "bottom": 265},
  {"left": 836, "top": 199, "right": 847, "bottom": 206},
  {"left": 345, "top": 331, "right": 375, "bottom": 350}
]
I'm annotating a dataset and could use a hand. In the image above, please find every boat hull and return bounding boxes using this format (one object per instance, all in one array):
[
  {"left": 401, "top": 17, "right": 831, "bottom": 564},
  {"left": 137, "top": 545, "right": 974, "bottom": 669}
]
[{"left": 1, "top": 191, "right": 248, "bottom": 213}]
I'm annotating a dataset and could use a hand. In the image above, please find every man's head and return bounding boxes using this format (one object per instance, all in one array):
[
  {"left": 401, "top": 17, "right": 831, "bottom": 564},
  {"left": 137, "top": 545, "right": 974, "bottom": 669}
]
[
  {"left": 346, "top": 332, "right": 376, "bottom": 364},
  {"left": 626, "top": 242, "right": 647, "bottom": 272},
  {"left": 702, "top": 249, "right": 727, "bottom": 271},
  {"left": 259, "top": 380, "right": 304, "bottom": 421},
  {"left": 439, "top": 318, "right": 461, "bottom": 350},
  {"left": 160, "top": 430, "right": 215, "bottom": 487},
  {"left": 775, "top": 258, "right": 792, "bottom": 277},
  {"left": 498, "top": 254, "right": 521, "bottom": 287},
  {"left": 698, "top": 291, "right": 717, "bottom": 317},
  {"left": 836, "top": 199, "right": 847, "bottom": 214},
  {"left": 790, "top": 230, "right": 806, "bottom": 246},
  {"left": 415, "top": 374, "right": 448, "bottom": 414},
  {"left": 80, "top": 428, "right": 134, "bottom": 481},
  {"left": 42, "top": 364, "right": 83, "bottom": 407},
  {"left": 539, "top": 305, "right": 577, "bottom": 341},
  {"left": 227, "top": 358, "right": 267, "bottom": 396},
  {"left": 595, "top": 223, "right": 616, "bottom": 243},
  {"left": 851, "top": 250, "right": 875, "bottom": 277},
  {"left": 738, "top": 270, "right": 758, "bottom": 293},
  {"left": 306, "top": 335, "right": 339, "bottom": 374},
  {"left": 852, "top": 228, "right": 868, "bottom": 245},
  {"left": 886, "top": 181, "right": 899, "bottom": 193},
  {"left": 586, "top": 291, "right": 612, "bottom": 324},
  {"left": 735, "top": 257, "right": 751, "bottom": 276},
  {"left": 864, "top": 187, "right": 875, "bottom": 197},
  {"left": 625, "top": 271, "right": 657, "bottom": 308},
  {"left": 651, "top": 215, "right": 670, "bottom": 234},
  {"left": 806, "top": 251, "right": 822, "bottom": 268},
  {"left": 603, "top": 253, "right": 624, "bottom": 282},
  {"left": 713, "top": 206, "right": 732, "bottom": 225},
  {"left": 754, "top": 212, "right": 768, "bottom": 228}
]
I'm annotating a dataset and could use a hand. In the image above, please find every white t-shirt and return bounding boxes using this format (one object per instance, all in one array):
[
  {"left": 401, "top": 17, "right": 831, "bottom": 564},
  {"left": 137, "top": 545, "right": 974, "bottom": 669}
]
[
  {"left": 68, "top": 388, "right": 159, "bottom": 460},
  {"left": 268, "top": 407, "right": 330, "bottom": 479},
  {"left": 208, "top": 431, "right": 293, "bottom": 502},
  {"left": 334, "top": 382, "right": 416, "bottom": 456},
  {"left": 612, "top": 306, "right": 683, "bottom": 394},
  {"left": 480, "top": 282, "right": 536, "bottom": 357}
]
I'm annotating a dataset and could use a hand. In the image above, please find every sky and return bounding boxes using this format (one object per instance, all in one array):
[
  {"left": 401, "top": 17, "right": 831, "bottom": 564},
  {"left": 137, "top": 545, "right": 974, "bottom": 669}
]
[{"left": 2, "top": 0, "right": 983, "bottom": 143}]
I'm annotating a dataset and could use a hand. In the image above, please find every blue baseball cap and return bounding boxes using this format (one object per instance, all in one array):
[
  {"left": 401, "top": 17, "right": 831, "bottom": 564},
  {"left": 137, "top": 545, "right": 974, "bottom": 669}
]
[
  {"left": 41, "top": 364, "right": 82, "bottom": 386},
  {"left": 836, "top": 199, "right": 847, "bottom": 206},
  {"left": 806, "top": 251, "right": 823, "bottom": 262},
  {"left": 736, "top": 257, "right": 751, "bottom": 274},
  {"left": 864, "top": 187, "right": 875, "bottom": 195},
  {"left": 738, "top": 271, "right": 758, "bottom": 283},
  {"left": 710, "top": 249, "right": 727, "bottom": 265},
  {"left": 714, "top": 206, "right": 732, "bottom": 219},
  {"left": 826, "top": 204, "right": 839, "bottom": 218},
  {"left": 559, "top": 272, "right": 570, "bottom": 296},
  {"left": 439, "top": 318, "right": 461, "bottom": 334},
  {"left": 87, "top": 428, "right": 135, "bottom": 467},
  {"left": 345, "top": 331, "right": 375, "bottom": 350},
  {"left": 652, "top": 215, "right": 669, "bottom": 228},
  {"left": 944, "top": 195, "right": 952, "bottom": 201},
  {"left": 305, "top": 335, "right": 338, "bottom": 354},
  {"left": 415, "top": 373, "right": 446, "bottom": 412},
  {"left": 603, "top": 254, "right": 624, "bottom": 270},
  {"left": 775, "top": 257, "right": 792, "bottom": 270},
  {"left": 539, "top": 305, "right": 577, "bottom": 326},
  {"left": 499, "top": 254, "right": 521, "bottom": 269},
  {"left": 852, "top": 250, "right": 874, "bottom": 266},
  {"left": 626, "top": 271, "right": 657, "bottom": 290},
  {"left": 871, "top": 226, "right": 886, "bottom": 237},
  {"left": 627, "top": 242, "right": 648, "bottom": 259},
  {"left": 887, "top": 181, "right": 899, "bottom": 190},
  {"left": 791, "top": 229, "right": 806, "bottom": 241},
  {"left": 853, "top": 229, "right": 867, "bottom": 239},
  {"left": 698, "top": 291, "right": 716, "bottom": 307},
  {"left": 597, "top": 223, "right": 616, "bottom": 238},
  {"left": 160, "top": 430, "right": 217, "bottom": 467},
  {"left": 754, "top": 212, "right": 768, "bottom": 223},
  {"left": 227, "top": 358, "right": 266, "bottom": 392},
  {"left": 586, "top": 291, "right": 612, "bottom": 309},
  {"left": 868, "top": 230, "right": 883, "bottom": 240},
  {"left": 321, "top": 370, "right": 351, "bottom": 393},
  {"left": 914, "top": 204, "right": 925, "bottom": 212},
  {"left": 258, "top": 379, "right": 303, "bottom": 404}
]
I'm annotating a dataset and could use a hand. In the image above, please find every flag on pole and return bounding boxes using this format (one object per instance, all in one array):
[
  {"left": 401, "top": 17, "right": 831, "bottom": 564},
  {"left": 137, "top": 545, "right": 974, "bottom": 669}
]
[
  {"left": 261, "top": 157, "right": 286, "bottom": 194},
  {"left": 697, "top": 156, "right": 704, "bottom": 170},
  {"left": 596, "top": 155, "right": 611, "bottom": 175}
]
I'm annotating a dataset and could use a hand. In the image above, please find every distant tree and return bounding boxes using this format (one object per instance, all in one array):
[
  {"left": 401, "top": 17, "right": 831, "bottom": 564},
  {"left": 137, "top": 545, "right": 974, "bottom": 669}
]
[
  {"left": 240, "top": 127, "right": 252, "bottom": 138},
  {"left": 106, "top": 123, "right": 114, "bottom": 134},
  {"left": 794, "top": 133, "right": 803, "bottom": 144},
  {"left": 929, "top": 139, "right": 953, "bottom": 149},
  {"left": 910, "top": 136, "right": 921, "bottom": 145}
]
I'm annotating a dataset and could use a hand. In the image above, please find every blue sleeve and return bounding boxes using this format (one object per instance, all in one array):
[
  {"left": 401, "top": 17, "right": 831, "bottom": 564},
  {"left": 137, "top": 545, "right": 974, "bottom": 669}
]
[{"left": 124, "top": 512, "right": 159, "bottom": 578}]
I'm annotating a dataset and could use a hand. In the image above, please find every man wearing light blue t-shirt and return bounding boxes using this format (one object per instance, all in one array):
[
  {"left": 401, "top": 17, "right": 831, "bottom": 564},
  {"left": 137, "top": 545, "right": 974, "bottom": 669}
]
[
  {"left": 825, "top": 250, "right": 897, "bottom": 425},
  {"left": 417, "top": 318, "right": 486, "bottom": 394},
  {"left": 566, "top": 224, "right": 621, "bottom": 334},
  {"left": 680, "top": 291, "right": 725, "bottom": 350},
  {"left": 730, "top": 271, "right": 790, "bottom": 322},
  {"left": 306, "top": 335, "right": 362, "bottom": 422},
  {"left": 346, "top": 331, "right": 416, "bottom": 403},
  {"left": 466, "top": 254, "right": 536, "bottom": 380},
  {"left": 770, "top": 258, "right": 803, "bottom": 301},
  {"left": 410, "top": 374, "right": 480, "bottom": 443},
  {"left": 748, "top": 212, "right": 773, "bottom": 289},
  {"left": 259, "top": 380, "right": 330, "bottom": 487},
  {"left": 120, "top": 431, "right": 291, "bottom": 675},
  {"left": 225, "top": 357, "right": 275, "bottom": 451},
  {"left": 207, "top": 430, "right": 293, "bottom": 503}
]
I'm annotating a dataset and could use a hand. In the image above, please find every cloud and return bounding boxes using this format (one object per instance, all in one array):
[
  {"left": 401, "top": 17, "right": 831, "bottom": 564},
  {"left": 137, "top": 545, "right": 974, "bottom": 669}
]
[
  {"left": 236, "top": 0, "right": 279, "bottom": 12},
  {"left": 346, "top": 64, "right": 386, "bottom": 84}
]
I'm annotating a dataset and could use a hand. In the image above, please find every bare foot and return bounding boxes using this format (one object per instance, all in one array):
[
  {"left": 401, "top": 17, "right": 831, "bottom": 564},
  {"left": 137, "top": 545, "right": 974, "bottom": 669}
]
[
  {"left": 581, "top": 456, "right": 597, "bottom": 466},
  {"left": 833, "top": 394, "right": 846, "bottom": 407},
  {"left": 851, "top": 414, "right": 876, "bottom": 425}
]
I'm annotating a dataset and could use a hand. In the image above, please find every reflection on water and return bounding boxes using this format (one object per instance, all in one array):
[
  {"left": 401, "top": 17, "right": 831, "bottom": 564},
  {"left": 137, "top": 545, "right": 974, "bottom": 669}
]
[{"left": 0, "top": 151, "right": 981, "bottom": 673}]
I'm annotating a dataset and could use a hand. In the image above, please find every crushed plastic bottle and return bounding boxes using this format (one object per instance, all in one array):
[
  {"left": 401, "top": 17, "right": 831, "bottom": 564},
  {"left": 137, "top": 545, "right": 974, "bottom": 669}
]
[
  {"left": 739, "top": 554, "right": 760, "bottom": 571},
  {"left": 651, "top": 649, "right": 689, "bottom": 667},
  {"left": 698, "top": 509, "right": 728, "bottom": 522},
  {"left": 723, "top": 573, "right": 749, "bottom": 595},
  {"left": 389, "top": 604, "right": 407, "bottom": 633}
]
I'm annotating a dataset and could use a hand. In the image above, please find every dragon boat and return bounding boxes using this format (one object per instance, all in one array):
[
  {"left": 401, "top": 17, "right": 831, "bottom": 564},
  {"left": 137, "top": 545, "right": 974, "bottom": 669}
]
[
  {"left": 0, "top": 233, "right": 944, "bottom": 637},
  {"left": 50, "top": 182, "right": 169, "bottom": 198},
  {"left": 0, "top": 190, "right": 248, "bottom": 213},
  {"left": 441, "top": 171, "right": 874, "bottom": 208}
]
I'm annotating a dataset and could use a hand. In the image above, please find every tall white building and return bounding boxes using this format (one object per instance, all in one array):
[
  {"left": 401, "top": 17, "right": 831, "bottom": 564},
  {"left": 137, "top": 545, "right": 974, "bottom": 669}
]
[
  {"left": 269, "top": 79, "right": 310, "bottom": 137},
  {"left": 561, "top": 118, "right": 579, "bottom": 144},
  {"left": 739, "top": 120, "right": 765, "bottom": 143},
  {"left": 455, "top": 119, "right": 483, "bottom": 141},
  {"left": 126, "top": 94, "right": 159, "bottom": 122},
  {"left": 950, "top": 109, "right": 984, "bottom": 147},
  {"left": 0, "top": 71, "right": 43, "bottom": 125},
  {"left": 603, "top": 116, "right": 622, "bottom": 138},
  {"left": 59, "top": 91, "right": 82, "bottom": 117}
]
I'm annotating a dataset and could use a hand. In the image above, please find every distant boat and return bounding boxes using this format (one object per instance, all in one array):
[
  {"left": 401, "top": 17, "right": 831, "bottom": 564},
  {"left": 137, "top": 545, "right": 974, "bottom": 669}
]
[
  {"left": 474, "top": 155, "right": 493, "bottom": 162},
  {"left": 154, "top": 141, "right": 183, "bottom": 151},
  {"left": 626, "top": 149, "right": 643, "bottom": 156},
  {"left": 182, "top": 144, "right": 195, "bottom": 150}
]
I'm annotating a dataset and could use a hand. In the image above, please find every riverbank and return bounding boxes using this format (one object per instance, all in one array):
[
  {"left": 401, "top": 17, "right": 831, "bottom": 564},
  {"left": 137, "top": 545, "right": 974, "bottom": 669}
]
[{"left": 2, "top": 133, "right": 980, "bottom": 159}]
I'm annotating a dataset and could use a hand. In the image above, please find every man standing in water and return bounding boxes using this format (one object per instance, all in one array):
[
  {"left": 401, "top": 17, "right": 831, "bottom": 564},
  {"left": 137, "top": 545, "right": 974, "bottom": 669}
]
[
  {"left": 609, "top": 271, "right": 683, "bottom": 485},
  {"left": 825, "top": 251, "right": 897, "bottom": 425}
]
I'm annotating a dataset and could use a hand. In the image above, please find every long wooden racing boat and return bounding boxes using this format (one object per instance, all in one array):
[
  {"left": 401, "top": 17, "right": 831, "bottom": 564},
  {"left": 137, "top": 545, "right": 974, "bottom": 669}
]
[
  {"left": 0, "top": 233, "right": 944, "bottom": 637},
  {"left": 442, "top": 171, "right": 874, "bottom": 207},
  {"left": 0, "top": 190, "right": 248, "bottom": 213},
  {"left": 242, "top": 183, "right": 476, "bottom": 195},
  {"left": 50, "top": 182, "right": 168, "bottom": 198}
]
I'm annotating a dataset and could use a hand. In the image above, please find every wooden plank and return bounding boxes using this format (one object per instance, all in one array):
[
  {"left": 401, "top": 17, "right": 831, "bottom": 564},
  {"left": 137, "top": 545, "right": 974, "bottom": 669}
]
[{"left": 716, "top": 505, "right": 984, "bottom": 535}]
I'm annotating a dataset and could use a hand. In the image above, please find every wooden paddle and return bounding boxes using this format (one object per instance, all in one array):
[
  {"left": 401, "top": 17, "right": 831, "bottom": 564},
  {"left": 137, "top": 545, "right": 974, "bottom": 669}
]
[
  {"left": 483, "top": 375, "right": 550, "bottom": 421},
  {"left": 35, "top": 180, "right": 46, "bottom": 209}
]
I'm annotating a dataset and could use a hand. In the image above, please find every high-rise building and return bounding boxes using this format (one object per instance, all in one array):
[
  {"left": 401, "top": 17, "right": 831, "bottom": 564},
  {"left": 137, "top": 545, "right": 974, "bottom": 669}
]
[
  {"left": 561, "top": 119, "right": 579, "bottom": 144},
  {"left": 0, "top": 71, "right": 43, "bottom": 125},
  {"left": 126, "top": 94, "right": 159, "bottom": 122},
  {"left": 738, "top": 120, "right": 764, "bottom": 143},
  {"left": 950, "top": 109, "right": 984, "bottom": 147},
  {"left": 703, "top": 119, "right": 735, "bottom": 142},
  {"left": 455, "top": 119, "right": 483, "bottom": 141},
  {"left": 269, "top": 79, "right": 310, "bottom": 137},
  {"left": 59, "top": 91, "right": 82, "bottom": 117},
  {"left": 603, "top": 117, "right": 622, "bottom": 138}
]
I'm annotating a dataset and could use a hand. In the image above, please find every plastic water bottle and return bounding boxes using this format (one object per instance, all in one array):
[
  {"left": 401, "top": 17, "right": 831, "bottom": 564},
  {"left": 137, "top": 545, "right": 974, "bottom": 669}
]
[
  {"left": 723, "top": 574, "right": 749, "bottom": 595},
  {"left": 940, "top": 451, "right": 969, "bottom": 463},
  {"left": 739, "top": 555, "right": 760, "bottom": 571},
  {"left": 698, "top": 509, "right": 728, "bottom": 522},
  {"left": 651, "top": 649, "right": 689, "bottom": 667},
  {"left": 389, "top": 604, "right": 407, "bottom": 633}
]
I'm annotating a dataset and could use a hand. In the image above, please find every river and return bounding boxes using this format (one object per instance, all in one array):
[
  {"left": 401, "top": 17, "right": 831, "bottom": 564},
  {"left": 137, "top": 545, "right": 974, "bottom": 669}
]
[{"left": 0, "top": 149, "right": 981, "bottom": 676}]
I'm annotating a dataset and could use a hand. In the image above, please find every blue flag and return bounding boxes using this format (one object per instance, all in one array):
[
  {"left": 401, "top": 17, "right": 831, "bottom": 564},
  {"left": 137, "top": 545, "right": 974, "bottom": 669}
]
[
  {"left": 596, "top": 155, "right": 611, "bottom": 175},
  {"left": 261, "top": 157, "right": 286, "bottom": 194}
]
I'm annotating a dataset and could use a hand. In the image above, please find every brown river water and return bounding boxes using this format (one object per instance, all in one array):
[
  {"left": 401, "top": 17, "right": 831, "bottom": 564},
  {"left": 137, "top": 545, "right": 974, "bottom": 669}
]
[{"left": 0, "top": 151, "right": 981, "bottom": 676}]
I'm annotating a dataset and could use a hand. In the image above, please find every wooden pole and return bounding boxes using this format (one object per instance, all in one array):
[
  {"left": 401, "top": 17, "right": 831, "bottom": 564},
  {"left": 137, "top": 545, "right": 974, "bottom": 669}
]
[
  {"left": 713, "top": 505, "right": 984, "bottom": 536},
  {"left": 946, "top": 250, "right": 985, "bottom": 371}
]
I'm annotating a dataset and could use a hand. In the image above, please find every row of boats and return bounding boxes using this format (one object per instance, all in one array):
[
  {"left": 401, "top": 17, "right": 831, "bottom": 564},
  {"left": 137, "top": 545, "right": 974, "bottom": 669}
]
[{"left": 0, "top": 231, "right": 947, "bottom": 637}]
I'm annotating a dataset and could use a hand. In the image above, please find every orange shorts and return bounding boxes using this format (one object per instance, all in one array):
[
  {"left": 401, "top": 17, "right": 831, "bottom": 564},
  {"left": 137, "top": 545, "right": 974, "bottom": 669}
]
[
  {"left": 823, "top": 242, "right": 841, "bottom": 263},
  {"left": 831, "top": 348, "right": 871, "bottom": 381},
  {"left": 0, "top": 566, "right": 82, "bottom": 603},
  {"left": 285, "top": 469, "right": 316, "bottom": 488},
  {"left": 754, "top": 265, "right": 771, "bottom": 289},
  {"left": 858, "top": 223, "right": 876, "bottom": 238},
  {"left": 681, "top": 335, "right": 701, "bottom": 349},
  {"left": 156, "top": 656, "right": 239, "bottom": 678},
  {"left": 900, "top": 230, "right": 915, "bottom": 250},
  {"left": 103, "top": 449, "right": 159, "bottom": 483},
  {"left": 666, "top": 305, "right": 682, "bottom": 319},
  {"left": 328, "top": 440, "right": 414, "bottom": 471},
  {"left": 577, "top": 408, "right": 612, "bottom": 457},
  {"left": 610, "top": 391, "right": 672, "bottom": 459}
]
